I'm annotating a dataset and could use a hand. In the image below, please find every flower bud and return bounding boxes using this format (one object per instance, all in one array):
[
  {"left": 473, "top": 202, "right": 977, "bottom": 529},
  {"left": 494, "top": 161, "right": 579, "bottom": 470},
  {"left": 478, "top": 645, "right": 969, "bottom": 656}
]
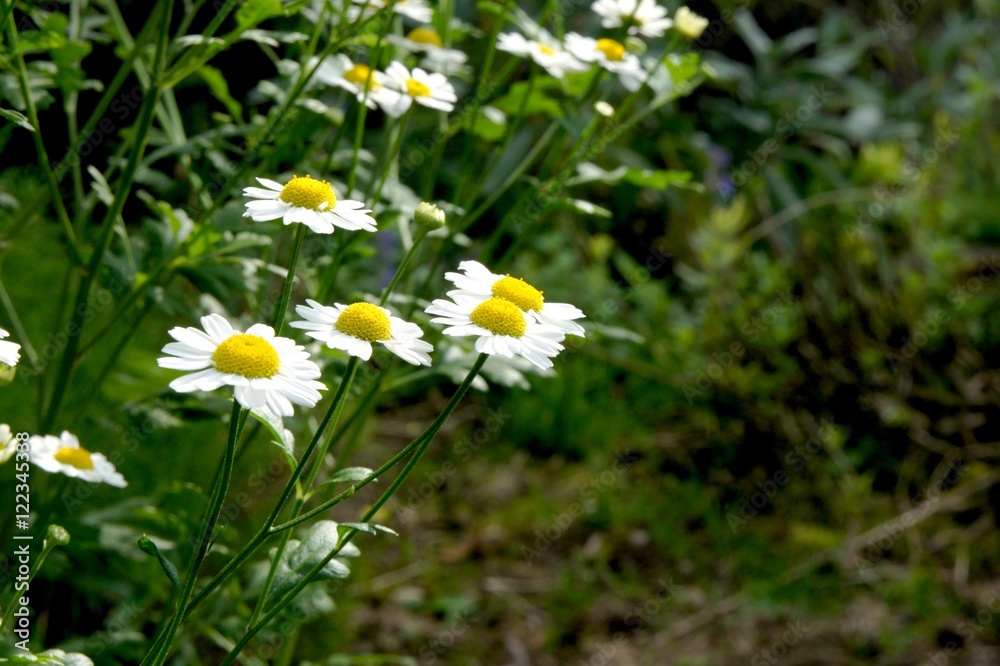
[{"left": 415, "top": 202, "right": 446, "bottom": 230}]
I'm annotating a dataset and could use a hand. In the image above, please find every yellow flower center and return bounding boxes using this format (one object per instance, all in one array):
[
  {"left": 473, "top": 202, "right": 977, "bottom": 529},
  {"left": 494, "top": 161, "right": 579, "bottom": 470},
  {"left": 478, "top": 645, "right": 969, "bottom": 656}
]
[
  {"left": 595, "top": 38, "right": 626, "bottom": 62},
  {"left": 405, "top": 78, "right": 432, "bottom": 98},
  {"left": 344, "top": 63, "right": 381, "bottom": 90},
  {"left": 470, "top": 298, "right": 527, "bottom": 338},
  {"left": 279, "top": 175, "right": 337, "bottom": 211},
  {"left": 336, "top": 303, "right": 392, "bottom": 342},
  {"left": 407, "top": 27, "right": 443, "bottom": 48},
  {"left": 212, "top": 334, "right": 281, "bottom": 379},
  {"left": 491, "top": 276, "right": 544, "bottom": 312},
  {"left": 55, "top": 447, "right": 94, "bottom": 470},
  {"left": 535, "top": 42, "right": 555, "bottom": 55}
]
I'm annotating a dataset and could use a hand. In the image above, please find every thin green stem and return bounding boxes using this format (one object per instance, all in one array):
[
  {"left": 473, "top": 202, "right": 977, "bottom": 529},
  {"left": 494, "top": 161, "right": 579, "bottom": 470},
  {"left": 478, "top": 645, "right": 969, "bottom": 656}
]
[
  {"left": 272, "top": 223, "right": 307, "bottom": 334},
  {"left": 181, "top": 357, "right": 361, "bottom": 620},
  {"left": 4, "top": 13, "right": 84, "bottom": 266},
  {"left": 141, "top": 400, "right": 245, "bottom": 666},
  {"left": 41, "top": 0, "right": 172, "bottom": 432},
  {"left": 379, "top": 229, "right": 426, "bottom": 306},
  {"left": 220, "top": 356, "right": 488, "bottom": 664}
]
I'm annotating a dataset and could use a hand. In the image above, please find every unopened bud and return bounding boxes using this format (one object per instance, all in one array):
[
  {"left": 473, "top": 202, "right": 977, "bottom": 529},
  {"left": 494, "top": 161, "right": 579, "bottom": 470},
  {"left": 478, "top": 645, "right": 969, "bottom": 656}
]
[
  {"left": 46, "top": 524, "right": 71, "bottom": 547},
  {"left": 415, "top": 202, "right": 446, "bottom": 230},
  {"left": 625, "top": 36, "right": 646, "bottom": 55},
  {"left": 594, "top": 101, "right": 614, "bottom": 118}
]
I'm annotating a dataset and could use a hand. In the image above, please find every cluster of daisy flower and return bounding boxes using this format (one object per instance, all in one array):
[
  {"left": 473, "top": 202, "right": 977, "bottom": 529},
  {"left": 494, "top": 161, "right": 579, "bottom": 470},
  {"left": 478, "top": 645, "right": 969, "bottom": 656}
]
[
  {"left": 151, "top": 165, "right": 588, "bottom": 422},
  {"left": 497, "top": 0, "right": 708, "bottom": 92}
]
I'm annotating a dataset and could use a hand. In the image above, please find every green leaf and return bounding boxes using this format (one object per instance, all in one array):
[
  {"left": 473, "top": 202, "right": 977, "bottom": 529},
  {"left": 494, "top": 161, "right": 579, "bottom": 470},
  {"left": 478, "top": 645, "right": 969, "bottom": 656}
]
[
  {"left": 269, "top": 521, "right": 357, "bottom": 603},
  {"left": 195, "top": 65, "right": 244, "bottom": 123},
  {"left": 341, "top": 522, "right": 399, "bottom": 537},
  {"left": 249, "top": 408, "right": 296, "bottom": 466},
  {"left": 235, "top": 0, "right": 285, "bottom": 32},
  {"left": 493, "top": 79, "right": 565, "bottom": 119},
  {"left": 0, "top": 108, "right": 34, "bottom": 131},
  {"left": 327, "top": 467, "right": 375, "bottom": 484}
]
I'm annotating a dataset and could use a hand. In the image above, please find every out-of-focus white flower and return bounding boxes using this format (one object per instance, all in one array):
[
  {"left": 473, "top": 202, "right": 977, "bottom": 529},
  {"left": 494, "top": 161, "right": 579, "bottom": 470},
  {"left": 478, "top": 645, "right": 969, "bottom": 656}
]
[
  {"left": 591, "top": 0, "right": 673, "bottom": 38},
  {"left": 30, "top": 431, "right": 127, "bottom": 487},
  {"left": 381, "top": 62, "right": 458, "bottom": 116},
  {"left": 565, "top": 33, "right": 647, "bottom": 91},
  {"left": 497, "top": 32, "right": 587, "bottom": 78},
  {"left": 0, "top": 327, "right": 21, "bottom": 367},
  {"left": 674, "top": 6, "right": 709, "bottom": 39}
]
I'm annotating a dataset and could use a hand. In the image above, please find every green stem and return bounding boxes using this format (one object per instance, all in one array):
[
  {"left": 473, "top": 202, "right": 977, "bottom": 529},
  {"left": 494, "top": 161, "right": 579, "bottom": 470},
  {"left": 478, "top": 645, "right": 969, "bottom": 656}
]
[
  {"left": 141, "top": 400, "right": 245, "bottom": 666},
  {"left": 41, "top": 0, "right": 172, "bottom": 432},
  {"left": 219, "top": 355, "right": 488, "bottom": 665},
  {"left": 272, "top": 223, "right": 307, "bottom": 334},
  {"left": 379, "top": 229, "right": 426, "bottom": 306},
  {"left": 181, "top": 357, "right": 361, "bottom": 621},
  {"left": 4, "top": 13, "right": 84, "bottom": 266}
]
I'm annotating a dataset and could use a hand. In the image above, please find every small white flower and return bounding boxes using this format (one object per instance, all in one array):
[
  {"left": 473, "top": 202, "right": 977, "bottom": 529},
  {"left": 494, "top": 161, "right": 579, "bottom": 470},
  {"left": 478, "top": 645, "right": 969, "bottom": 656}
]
[
  {"left": 0, "top": 328, "right": 21, "bottom": 367},
  {"left": 351, "top": 0, "right": 433, "bottom": 23},
  {"left": 674, "top": 6, "right": 708, "bottom": 39},
  {"left": 158, "top": 314, "right": 327, "bottom": 417},
  {"left": 243, "top": 174, "right": 377, "bottom": 234},
  {"left": 29, "top": 431, "right": 127, "bottom": 488},
  {"left": 565, "top": 33, "right": 647, "bottom": 91},
  {"left": 291, "top": 300, "right": 433, "bottom": 366},
  {"left": 382, "top": 62, "right": 458, "bottom": 116},
  {"left": 387, "top": 27, "right": 468, "bottom": 75},
  {"left": 0, "top": 424, "right": 15, "bottom": 464},
  {"left": 313, "top": 54, "right": 402, "bottom": 110},
  {"left": 496, "top": 32, "right": 586, "bottom": 79},
  {"left": 426, "top": 292, "right": 566, "bottom": 371},
  {"left": 444, "top": 260, "right": 586, "bottom": 337},
  {"left": 591, "top": 0, "right": 673, "bottom": 38}
]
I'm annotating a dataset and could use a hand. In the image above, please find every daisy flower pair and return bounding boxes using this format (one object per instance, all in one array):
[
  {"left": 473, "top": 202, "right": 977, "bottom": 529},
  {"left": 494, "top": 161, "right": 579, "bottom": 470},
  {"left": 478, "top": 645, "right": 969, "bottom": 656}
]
[
  {"left": 314, "top": 54, "right": 457, "bottom": 117},
  {"left": 498, "top": 30, "right": 646, "bottom": 92},
  {"left": 426, "top": 261, "right": 586, "bottom": 370}
]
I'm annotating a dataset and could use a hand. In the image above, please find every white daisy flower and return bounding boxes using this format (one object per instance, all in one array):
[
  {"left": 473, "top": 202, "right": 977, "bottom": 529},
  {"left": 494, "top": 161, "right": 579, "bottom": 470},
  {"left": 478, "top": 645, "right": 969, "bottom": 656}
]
[
  {"left": 381, "top": 62, "right": 458, "bottom": 117},
  {"left": 312, "top": 55, "right": 393, "bottom": 109},
  {"left": 158, "top": 314, "right": 327, "bottom": 417},
  {"left": 496, "top": 32, "right": 587, "bottom": 79},
  {"left": 29, "top": 431, "right": 127, "bottom": 488},
  {"left": 674, "top": 6, "right": 708, "bottom": 39},
  {"left": 591, "top": 0, "right": 673, "bottom": 38},
  {"left": 243, "top": 174, "right": 377, "bottom": 234},
  {"left": 291, "top": 300, "right": 433, "bottom": 366},
  {"left": 0, "top": 424, "right": 16, "bottom": 464},
  {"left": 443, "top": 260, "right": 586, "bottom": 337},
  {"left": 426, "top": 293, "right": 566, "bottom": 370},
  {"left": 352, "top": 0, "right": 433, "bottom": 23},
  {"left": 387, "top": 27, "right": 468, "bottom": 74},
  {"left": 0, "top": 327, "right": 21, "bottom": 367},
  {"left": 565, "top": 33, "right": 647, "bottom": 92}
]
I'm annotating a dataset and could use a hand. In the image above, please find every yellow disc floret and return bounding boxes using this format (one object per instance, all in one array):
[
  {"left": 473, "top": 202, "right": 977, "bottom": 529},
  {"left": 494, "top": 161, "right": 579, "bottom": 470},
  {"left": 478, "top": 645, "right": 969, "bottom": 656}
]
[
  {"left": 336, "top": 303, "right": 392, "bottom": 342},
  {"left": 405, "top": 78, "right": 432, "bottom": 98},
  {"left": 595, "top": 38, "right": 626, "bottom": 62},
  {"left": 470, "top": 298, "right": 527, "bottom": 337},
  {"left": 407, "top": 27, "right": 443, "bottom": 48},
  {"left": 535, "top": 42, "right": 555, "bottom": 55},
  {"left": 344, "top": 63, "right": 381, "bottom": 90},
  {"left": 280, "top": 175, "right": 337, "bottom": 211},
  {"left": 55, "top": 447, "right": 94, "bottom": 470},
  {"left": 212, "top": 334, "right": 281, "bottom": 378},
  {"left": 491, "top": 276, "right": 544, "bottom": 312}
]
